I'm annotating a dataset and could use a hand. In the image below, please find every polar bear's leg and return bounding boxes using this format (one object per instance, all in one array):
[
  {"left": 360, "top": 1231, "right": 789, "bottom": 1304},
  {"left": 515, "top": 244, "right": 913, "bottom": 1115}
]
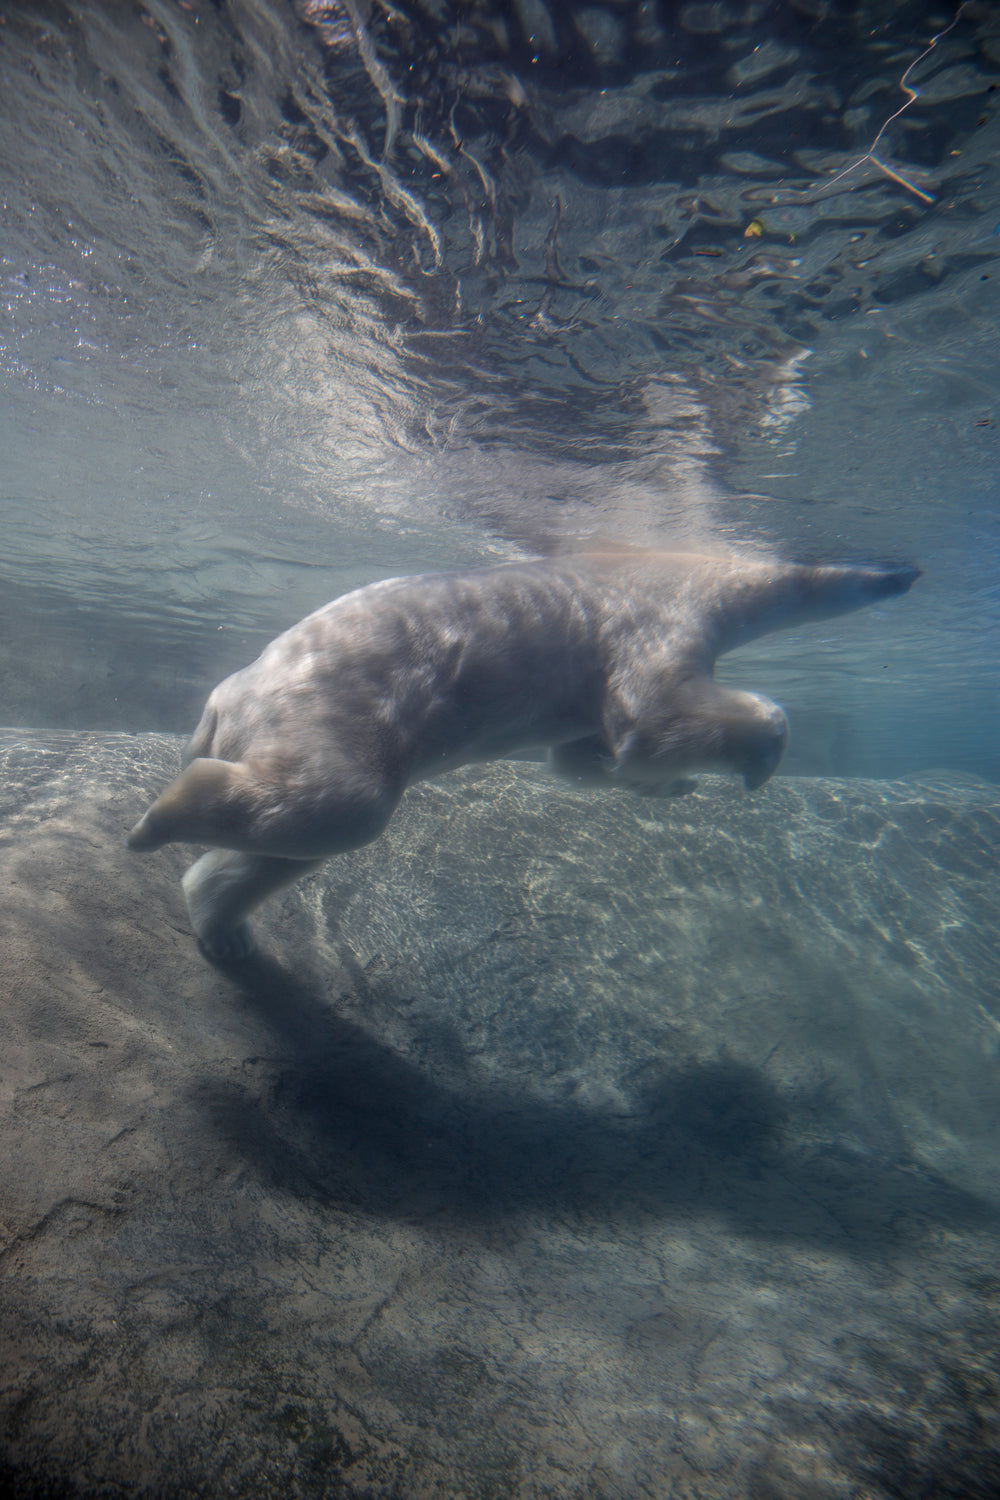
[
  {"left": 127, "top": 758, "right": 264, "bottom": 854},
  {"left": 181, "top": 849, "right": 324, "bottom": 960},
  {"left": 127, "top": 754, "right": 401, "bottom": 859},
  {"left": 605, "top": 679, "right": 789, "bottom": 793},
  {"left": 549, "top": 736, "right": 698, "bottom": 798}
]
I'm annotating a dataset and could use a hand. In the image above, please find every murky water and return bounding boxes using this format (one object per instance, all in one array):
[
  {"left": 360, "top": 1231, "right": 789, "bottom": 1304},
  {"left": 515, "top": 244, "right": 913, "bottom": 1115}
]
[{"left": 1, "top": 4, "right": 999, "bottom": 1498}]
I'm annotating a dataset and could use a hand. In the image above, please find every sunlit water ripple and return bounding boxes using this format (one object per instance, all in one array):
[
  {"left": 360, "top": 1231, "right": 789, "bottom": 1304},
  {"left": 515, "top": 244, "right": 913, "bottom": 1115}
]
[{"left": 0, "top": 0, "right": 998, "bottom": 774}]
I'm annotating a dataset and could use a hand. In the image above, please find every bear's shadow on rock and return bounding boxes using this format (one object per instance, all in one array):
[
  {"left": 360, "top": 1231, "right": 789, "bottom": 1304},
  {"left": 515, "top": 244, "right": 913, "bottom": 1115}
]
[{"left": 191, "top": 952, "right": 995, "bottom": 1249}]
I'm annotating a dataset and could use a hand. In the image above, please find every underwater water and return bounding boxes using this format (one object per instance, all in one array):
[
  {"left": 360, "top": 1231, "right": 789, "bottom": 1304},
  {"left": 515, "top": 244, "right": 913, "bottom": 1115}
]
[{"left": 0, "top": 3, "right": 999, "bottom": 1497}]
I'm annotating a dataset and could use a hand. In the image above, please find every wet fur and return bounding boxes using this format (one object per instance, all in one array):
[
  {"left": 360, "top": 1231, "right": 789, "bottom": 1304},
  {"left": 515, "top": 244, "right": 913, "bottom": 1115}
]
[{"left": 127, "top": 550, "right": 919, "bottom": 958}]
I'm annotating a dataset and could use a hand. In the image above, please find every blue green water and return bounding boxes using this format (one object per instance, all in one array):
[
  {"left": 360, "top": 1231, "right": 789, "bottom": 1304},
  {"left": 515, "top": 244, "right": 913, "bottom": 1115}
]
[
  {"left": 1, "top": 0, "right": 997, "bottom": 774},
  {"left": 1, "top": 4, "right": 998, "bottom": 1497}
]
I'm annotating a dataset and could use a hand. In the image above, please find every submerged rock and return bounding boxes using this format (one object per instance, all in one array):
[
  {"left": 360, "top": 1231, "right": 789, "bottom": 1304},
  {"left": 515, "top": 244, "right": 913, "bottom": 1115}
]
[{"left": 0, "top": 730, "right": 998, "bottom": 1498}]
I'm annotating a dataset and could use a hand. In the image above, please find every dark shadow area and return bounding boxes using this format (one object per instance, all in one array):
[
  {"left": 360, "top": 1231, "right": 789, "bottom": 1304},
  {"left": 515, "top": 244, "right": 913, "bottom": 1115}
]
[
  {"left": 748, "top": 1397, "right": 1000, "bottom": 1500},
  {"left": 191, "top": 951, "right": 998, "bottom": 1251},
  {"left": 0, "top": 1458, "right": 144, "bottom": 1500},
  {"left": 851, "top": 1413, "right": 1000, "bottom": 1500}
]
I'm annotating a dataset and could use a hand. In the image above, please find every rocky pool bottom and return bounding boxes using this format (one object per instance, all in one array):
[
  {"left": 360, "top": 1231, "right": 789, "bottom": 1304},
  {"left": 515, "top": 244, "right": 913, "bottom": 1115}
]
[{"left": 0, "top": 731, "right": 998, "bottom": 1499}]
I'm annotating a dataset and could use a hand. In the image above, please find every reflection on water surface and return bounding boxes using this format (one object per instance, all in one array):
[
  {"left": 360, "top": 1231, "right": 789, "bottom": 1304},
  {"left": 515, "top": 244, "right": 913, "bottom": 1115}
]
[{"left": 2, "top": 0, "right": 997, "bottom": 775}]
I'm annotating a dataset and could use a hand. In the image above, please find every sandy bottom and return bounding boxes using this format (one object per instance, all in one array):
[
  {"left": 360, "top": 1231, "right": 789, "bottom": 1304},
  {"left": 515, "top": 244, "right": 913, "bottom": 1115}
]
[{"left": 0, "top": 730, "right": 998, "bottom": 1499}]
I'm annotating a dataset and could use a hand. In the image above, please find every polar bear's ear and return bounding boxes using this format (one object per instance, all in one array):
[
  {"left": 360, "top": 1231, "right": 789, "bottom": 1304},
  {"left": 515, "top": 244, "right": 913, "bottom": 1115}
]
[{"left": 126, "top": 757, "right": 254, "bottom": 852}]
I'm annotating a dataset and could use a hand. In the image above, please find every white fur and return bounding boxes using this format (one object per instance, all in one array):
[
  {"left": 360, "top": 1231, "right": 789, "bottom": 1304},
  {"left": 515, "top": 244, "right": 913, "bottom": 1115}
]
[
  {"left": 181, "top": 849, "right": 322, "bottom": 959},
  {"left": 129, "top": 549, "right": 919, "bottom": 958}
]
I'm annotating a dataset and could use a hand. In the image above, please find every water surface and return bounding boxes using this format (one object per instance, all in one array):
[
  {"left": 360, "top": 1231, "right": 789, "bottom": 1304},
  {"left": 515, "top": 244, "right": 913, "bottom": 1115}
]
[{"left": 2, "top": 0, "right": 998, "bottom": 772}]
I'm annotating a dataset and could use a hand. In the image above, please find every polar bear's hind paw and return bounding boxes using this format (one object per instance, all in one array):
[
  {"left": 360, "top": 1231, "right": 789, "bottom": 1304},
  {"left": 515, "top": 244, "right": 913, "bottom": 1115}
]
[{"left": 195, "top": 920, "right": 257, "bottom": 963}]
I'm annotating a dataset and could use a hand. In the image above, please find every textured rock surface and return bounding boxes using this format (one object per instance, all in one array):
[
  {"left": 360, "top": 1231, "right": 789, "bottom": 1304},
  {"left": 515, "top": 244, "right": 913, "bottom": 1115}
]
[{"left": 1, "top": 730, "right": 998, "bottom": 1498}]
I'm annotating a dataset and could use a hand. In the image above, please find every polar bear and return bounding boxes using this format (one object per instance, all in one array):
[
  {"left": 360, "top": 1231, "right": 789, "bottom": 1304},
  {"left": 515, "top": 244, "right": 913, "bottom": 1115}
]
[{"left": 127, "top": 549, "right": 919, "bottom": 959}]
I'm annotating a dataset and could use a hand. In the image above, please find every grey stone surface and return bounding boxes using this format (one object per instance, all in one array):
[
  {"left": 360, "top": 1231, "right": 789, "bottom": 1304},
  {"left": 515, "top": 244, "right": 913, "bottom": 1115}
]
[{"left": 1, "top": 730, "right": 998, "bottom": 1498}]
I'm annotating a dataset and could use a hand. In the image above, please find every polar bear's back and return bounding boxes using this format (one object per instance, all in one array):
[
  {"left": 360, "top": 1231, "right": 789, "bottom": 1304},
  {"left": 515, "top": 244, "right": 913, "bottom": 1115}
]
[{"left": 187, "top": 562, "right": 622, "bottom": 782}]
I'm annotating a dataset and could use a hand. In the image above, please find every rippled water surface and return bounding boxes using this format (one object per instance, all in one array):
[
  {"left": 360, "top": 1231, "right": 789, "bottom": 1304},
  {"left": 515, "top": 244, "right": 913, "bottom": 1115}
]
[{"left": 2, "top": 0, "right": 998, "bottom": 776}]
